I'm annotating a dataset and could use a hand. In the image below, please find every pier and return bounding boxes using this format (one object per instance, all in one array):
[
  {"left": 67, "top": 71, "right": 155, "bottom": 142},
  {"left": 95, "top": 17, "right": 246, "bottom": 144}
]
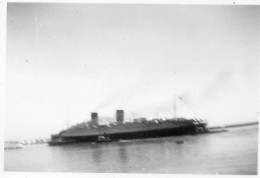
[{"left": 4, "top": 138, "right": 50, "bottom": 150}]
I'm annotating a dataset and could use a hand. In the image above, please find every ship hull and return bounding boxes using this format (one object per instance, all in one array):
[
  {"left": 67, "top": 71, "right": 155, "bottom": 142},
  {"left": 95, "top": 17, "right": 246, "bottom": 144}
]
[{"left": 59, "top": 123, "right": 197, "bottom": 143}]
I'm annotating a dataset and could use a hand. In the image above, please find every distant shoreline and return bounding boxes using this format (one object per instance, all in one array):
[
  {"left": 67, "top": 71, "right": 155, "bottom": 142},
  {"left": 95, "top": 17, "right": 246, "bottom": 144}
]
[
  {"left": 208, "top": 122, "right": 259, "bottom": 129},
  {"left": 225, "top": 122, "right": 259, "bottom": 128}
]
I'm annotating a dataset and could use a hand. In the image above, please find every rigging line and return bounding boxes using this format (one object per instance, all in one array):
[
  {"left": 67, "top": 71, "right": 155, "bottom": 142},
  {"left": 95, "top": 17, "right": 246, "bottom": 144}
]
[
  {"left": 166, "top": 108, "right": 174, "bottom": 116},
  {"left": 178, "top": 97, "right": 201, "bottom": 121},
  {"left": 173, "top": 96, "right": 177, "bottom": 119}
]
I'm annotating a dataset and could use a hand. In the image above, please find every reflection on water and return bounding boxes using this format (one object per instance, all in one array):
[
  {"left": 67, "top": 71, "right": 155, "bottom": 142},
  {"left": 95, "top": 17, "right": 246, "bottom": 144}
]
[
  {"left": 119, "top": 145, "right": 128, "bottom": 163},
  {"left": 4, "top": 125, "right": 258, "bottom": 174},
  {"left": 92, "top": 146, "right": 102, "bottom": 165}
]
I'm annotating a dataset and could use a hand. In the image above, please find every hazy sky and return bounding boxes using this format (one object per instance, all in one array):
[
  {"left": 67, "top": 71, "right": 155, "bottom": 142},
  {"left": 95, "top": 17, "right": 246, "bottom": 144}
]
[{"left": 6, "top": 3, "right": 259, "bottom": 140}]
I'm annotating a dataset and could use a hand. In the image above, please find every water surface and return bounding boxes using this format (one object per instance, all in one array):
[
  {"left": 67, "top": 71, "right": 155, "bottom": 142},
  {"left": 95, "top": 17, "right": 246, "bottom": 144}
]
[{"left": 5, "top": 125, "right": 258, "bottom": 174}]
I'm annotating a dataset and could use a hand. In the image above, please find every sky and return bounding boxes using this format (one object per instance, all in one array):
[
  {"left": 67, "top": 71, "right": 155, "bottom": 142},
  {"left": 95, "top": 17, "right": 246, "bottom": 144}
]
[{"left": 5, "top": 3, "right": 260, "bottom": 140}]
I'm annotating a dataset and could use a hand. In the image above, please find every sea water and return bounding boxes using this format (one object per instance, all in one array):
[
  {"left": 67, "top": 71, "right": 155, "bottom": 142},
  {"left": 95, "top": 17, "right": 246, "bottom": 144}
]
[{"left": 4, "top": 125, "right": 258, "bottom": 174}]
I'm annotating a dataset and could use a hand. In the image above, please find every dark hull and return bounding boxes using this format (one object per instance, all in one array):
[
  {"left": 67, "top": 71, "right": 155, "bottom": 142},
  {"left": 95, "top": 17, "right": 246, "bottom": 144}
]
[
  {"left": 96, "top": 139, "right": 119, "bottom": 143},
  {"left": 60, "top": 124, "right": 197, "bottom": 143},
  {"left": 48, "top": 140, "right": 76, "bottom": 146}
]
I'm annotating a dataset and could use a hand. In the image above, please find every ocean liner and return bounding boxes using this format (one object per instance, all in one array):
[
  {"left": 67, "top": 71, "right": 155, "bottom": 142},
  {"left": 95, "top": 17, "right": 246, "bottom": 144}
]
[{"left": 49, "top": 107, "right": 208, "bottom": 145}]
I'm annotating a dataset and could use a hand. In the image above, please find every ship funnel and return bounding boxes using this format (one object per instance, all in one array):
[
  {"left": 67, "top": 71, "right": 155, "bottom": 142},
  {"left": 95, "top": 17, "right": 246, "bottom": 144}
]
[
  {"left": 91, "top": 112, "right": 99, "bottom": 126},
  {"left": 116, "top": 110, "right": 124, "bottom": 123}
]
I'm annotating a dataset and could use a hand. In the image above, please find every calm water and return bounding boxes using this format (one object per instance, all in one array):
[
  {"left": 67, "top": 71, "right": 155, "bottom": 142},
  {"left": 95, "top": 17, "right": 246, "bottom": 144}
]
[{"left": 5, "top": 125, "right": 258, "bottom": 174}]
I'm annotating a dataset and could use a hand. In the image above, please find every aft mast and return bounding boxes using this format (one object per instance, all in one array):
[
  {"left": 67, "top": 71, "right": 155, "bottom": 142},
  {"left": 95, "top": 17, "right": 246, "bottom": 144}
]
[{"left": 174, "top": 96, "right": 177, "bottom": 119}]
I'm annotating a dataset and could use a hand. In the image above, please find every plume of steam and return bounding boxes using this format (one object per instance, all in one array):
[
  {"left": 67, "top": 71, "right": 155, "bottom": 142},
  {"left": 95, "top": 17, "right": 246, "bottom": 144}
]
[{"left": 93, "top": 95, "right": 119, "bottom": 111}]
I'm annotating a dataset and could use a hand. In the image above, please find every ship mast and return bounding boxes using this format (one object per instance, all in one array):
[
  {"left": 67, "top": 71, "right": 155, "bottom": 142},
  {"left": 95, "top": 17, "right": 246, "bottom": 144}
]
[
  {"left": 174, "top": 96, "right": 177, "bottom": 119},
  {"left": 178, "top": 96, "right": 201, "bottom": 121},
  {"left": 66, "top": 109, "right": 70, "bottom": 129}
]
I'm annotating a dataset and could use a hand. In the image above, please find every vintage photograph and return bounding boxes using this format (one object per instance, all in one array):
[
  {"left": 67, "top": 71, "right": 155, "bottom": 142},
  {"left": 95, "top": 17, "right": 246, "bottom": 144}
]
[{"left": 4, "top": 2, "right": 259, "bottom": 175}]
